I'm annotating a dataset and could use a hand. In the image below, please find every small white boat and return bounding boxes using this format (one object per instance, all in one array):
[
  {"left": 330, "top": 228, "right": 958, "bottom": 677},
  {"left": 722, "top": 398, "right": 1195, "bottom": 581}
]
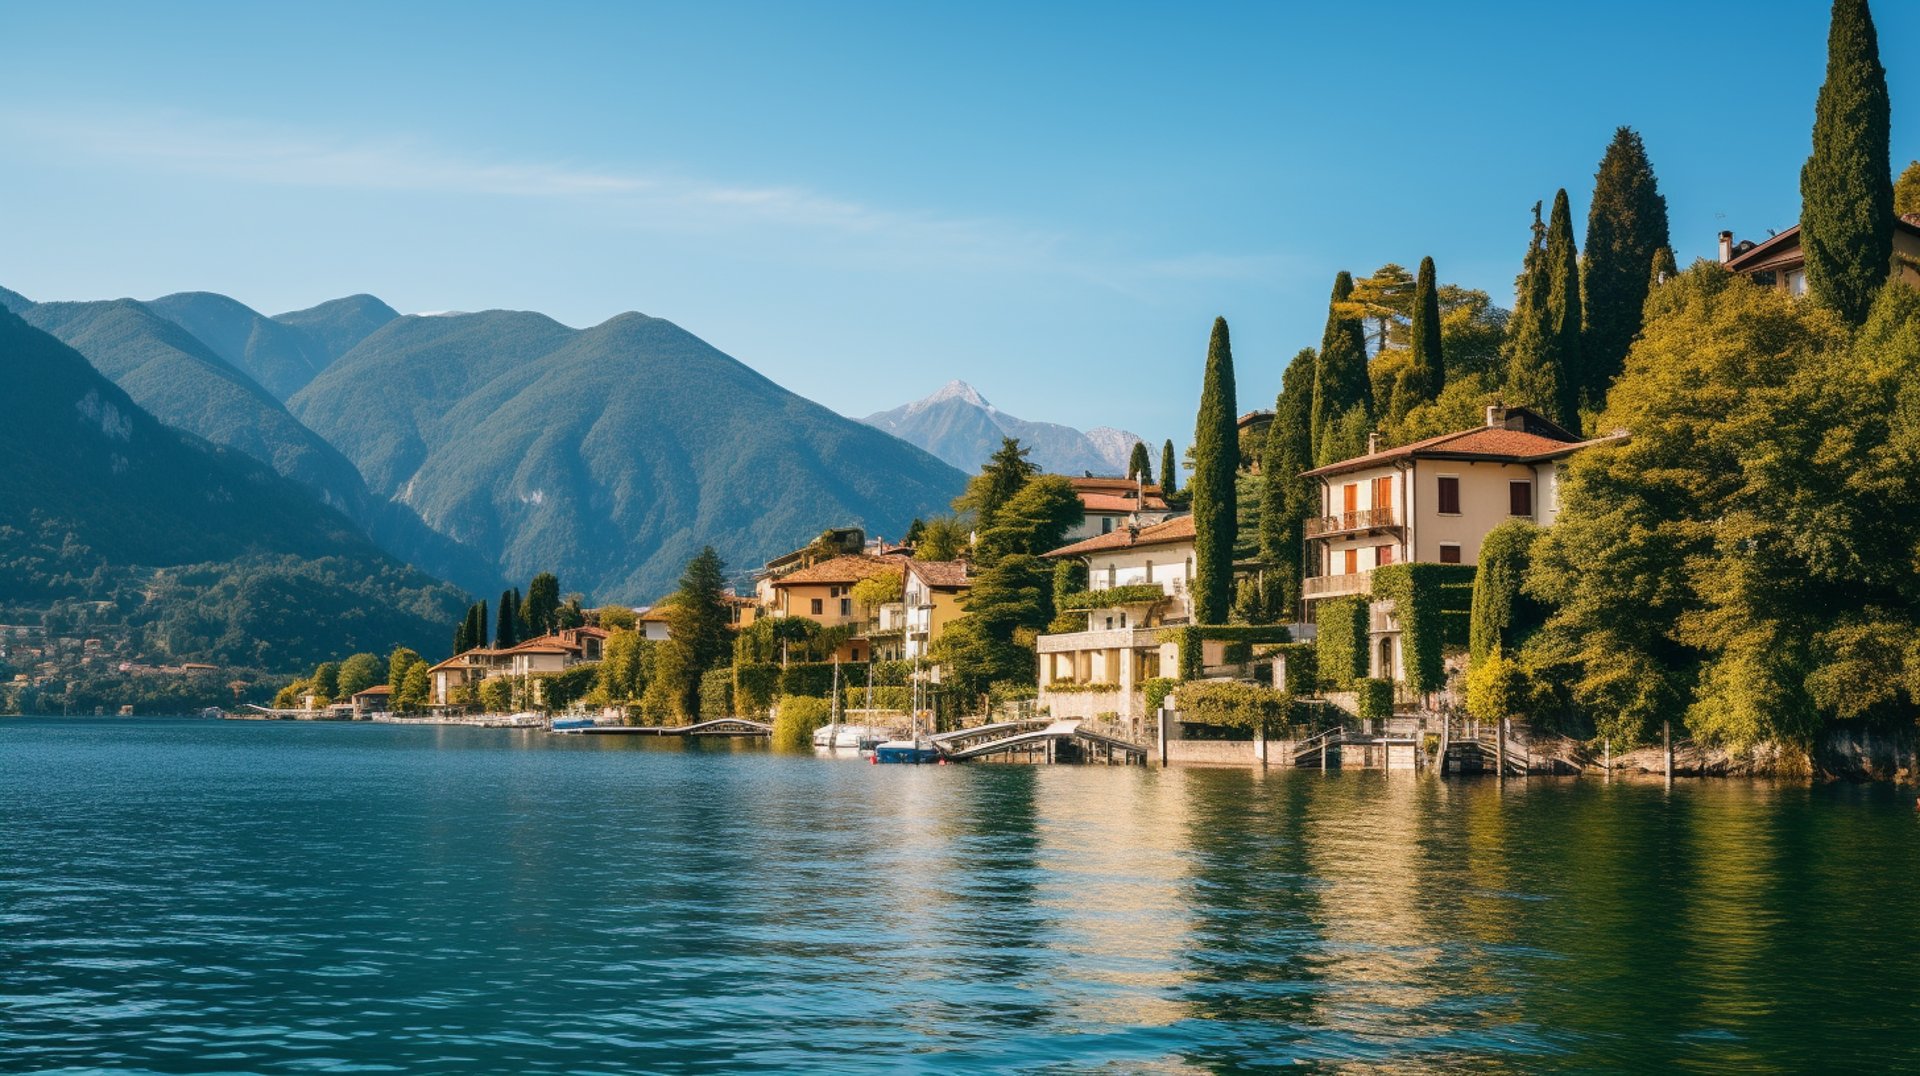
[{"left": 812, "top": 722, "right": 894, "bottom": 749}]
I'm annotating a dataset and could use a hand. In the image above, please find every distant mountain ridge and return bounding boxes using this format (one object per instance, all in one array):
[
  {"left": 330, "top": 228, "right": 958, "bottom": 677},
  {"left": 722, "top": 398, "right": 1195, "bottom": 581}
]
[{"left": 863, "top": 380, "right": 1146, "bottom": 476}]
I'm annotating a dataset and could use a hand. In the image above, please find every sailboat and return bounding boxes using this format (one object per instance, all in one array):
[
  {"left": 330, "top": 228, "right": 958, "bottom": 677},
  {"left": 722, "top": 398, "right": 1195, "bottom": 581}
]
[
  {"left": 872, "top": 661, "right": 941, "bottom": 764},
  {"left": 811, "top": 657, "right": 892, "bottom": 751}
]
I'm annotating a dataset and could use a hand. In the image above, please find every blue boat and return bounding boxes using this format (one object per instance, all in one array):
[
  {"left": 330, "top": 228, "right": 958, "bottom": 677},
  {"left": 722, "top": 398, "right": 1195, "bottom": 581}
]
[
  {"left": 550, "top": 717, "right": 598, "bottom": 731},
  {"left": 872, "top": 740, "right": 943, "bottom": 764}
]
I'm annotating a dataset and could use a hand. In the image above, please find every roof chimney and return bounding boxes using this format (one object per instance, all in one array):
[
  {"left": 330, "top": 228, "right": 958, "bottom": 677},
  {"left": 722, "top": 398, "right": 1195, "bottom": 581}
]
[
  {"left": 1485, "top": 404, "right": 1505, "bottom": 428},
  {"left": 1366, "top": 431, "right": 1381, "bottom": 455},
  {"left": 1718, "top": 230, "right": 1734, "bottom": 264}
]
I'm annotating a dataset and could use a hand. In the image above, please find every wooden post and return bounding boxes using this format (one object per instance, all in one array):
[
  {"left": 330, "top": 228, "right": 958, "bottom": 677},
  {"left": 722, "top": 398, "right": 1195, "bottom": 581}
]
[
  {"left": 1603, "top": 739, "right": 1611, "bottom": 778},
  {"left": 1496, "top": 717, "right": 1508, "bottom": 781},
  {"left": 1664, "top": 720, "right": 1673, "bottom": 786},
  {"left": 1321, "top": 734, "right": 1329, "bottom": 772},
  {"left": 1157, "top": 706, "right": 1169, "bottom": 767},
  {"left": 1255, "top": 722, "right": 1268, "bottom": 768}
]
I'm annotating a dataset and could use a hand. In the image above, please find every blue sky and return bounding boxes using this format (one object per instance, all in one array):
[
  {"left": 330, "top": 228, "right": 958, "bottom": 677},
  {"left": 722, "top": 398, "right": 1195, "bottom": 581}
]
[{"left": 2, "top": 1, "right": 1914, "bottom": 449}]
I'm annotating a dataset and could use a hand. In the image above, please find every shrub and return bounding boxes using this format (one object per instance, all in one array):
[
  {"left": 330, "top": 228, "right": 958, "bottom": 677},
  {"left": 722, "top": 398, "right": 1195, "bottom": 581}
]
[
  {"left": 777, "top": 662, "right": 838, "bottom": 698},
  {"left": 1042, "top": 681, "right": 1120, "bottom": 694},
  {"left": 1314, "top": 596, "right": 1368, "bottom": 688},
  {"left": 1465, "top": 649, "right": 1528, "bottom": 725},
  {"left": 699, "top": 666, "right": 734, "bottom": 717},
  {"left": 1354, "top": 677, "right": 1395, "bottom": 721},
  {"left": 868, "top": 660, "right": 914, "bottom": 686},
  {"left": 772, "top": 695, "right": 832, "bottom": 749},
  {"left": 1269, "top": 642, "right": 1317, "bottom": 694},
  {"left": 1469, "top": 521, "right": 1543, "bottom": 663},
  {"left": 844, "top": 684, "right": 912, "bottom": 711},
  {"left": 1174, "top": 680, "right": 1293, "bottom": 730}
]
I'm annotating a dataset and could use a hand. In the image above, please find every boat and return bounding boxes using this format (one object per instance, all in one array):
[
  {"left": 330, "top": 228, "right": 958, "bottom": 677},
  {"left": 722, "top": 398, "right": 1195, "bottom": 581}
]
[
  {"left": 871, "top": 739, "right": 943, "bottom": 764},
  {"left": 551, "top": 717, "right": 598, "bottom": 731},
  {"left": 813, "top": 721, "right": 893, "bottom": 749}
]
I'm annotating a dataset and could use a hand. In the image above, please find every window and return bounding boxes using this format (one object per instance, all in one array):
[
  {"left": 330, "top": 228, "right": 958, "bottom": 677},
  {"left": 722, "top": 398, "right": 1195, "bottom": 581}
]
[
  {"left": 1105, "top": 616, "right": 1114, "bottom": 630},
  {"left": 1370, "top": 476, "right": 1392, "bottom": 512},
  {"left": 1437, "top": 476, "right": 1461, "bottom": 515},
  {"left": 1107, "top": 565, "right": 1117, "bottom": 588},
  {"left": 1343, "top": 548, "right": 1359, "bottom": 574},
  {"left": 1343, "top": 483, "right": 1359, "bottom": 514},
  {"left": 810, "top": 598, "right": 824, "bottom": 615},
  {"left": 850, "top": 648, "right": 862, "bottom": 662},
  {"left": 1102, "top": 516, "right": 1114, "bottom": 533},
  {"left": 1439, "top": 543, "right": 1462, "bottom": 564},
  {"left": 1144, "top": 560, "right": 1154, "bottom": 584},
  {"left": 840, "top": 598, "right": 853, "bottom": 616},
  {"left": 1510, "top": 480, "right": 1534, "bottom": 517},
  {"left": 1376, "top": 544, "right": 1394, "bottom": 567}
]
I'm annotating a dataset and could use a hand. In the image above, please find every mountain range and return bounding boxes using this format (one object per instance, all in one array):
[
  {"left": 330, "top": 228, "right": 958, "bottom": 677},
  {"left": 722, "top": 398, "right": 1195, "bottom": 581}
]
[
  {"left": 2, "top": 283, "right": 967, "bottom": 627},
  {"left": 0, "top": 305, "right": 467, "bottom": 668},
  {"left": 862, "top": 380, "right": 1146, "bottom": 476}
]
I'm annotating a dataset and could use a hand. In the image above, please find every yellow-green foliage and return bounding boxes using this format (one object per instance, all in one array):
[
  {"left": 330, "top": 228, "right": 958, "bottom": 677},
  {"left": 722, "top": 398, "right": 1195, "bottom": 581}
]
[
  {"left": 1372, "top": 562, "right": 1475, "bottom": 693},
  {"left": 1313, "top": 597, "right": 1367, "bottom": 687},
  {"left": 1354, "top": 677, "right": 1394, "bottom": 721},
  {"left": 772, "top": 696, "right": 832, "bottom": 750},
  {"left": 1174, "top": 680, "right": 1292, "bottom": 730},
  {"left": 1465, "top": 649, "right": 1528, "bottom": 726}
]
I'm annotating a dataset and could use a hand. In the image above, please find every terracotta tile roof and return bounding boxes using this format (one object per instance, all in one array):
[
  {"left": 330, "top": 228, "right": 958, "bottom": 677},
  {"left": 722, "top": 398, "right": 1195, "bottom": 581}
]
[
  {"left": 1066, "top": 475, "right": 1168, "bottom": 512},
  {"left": 906, "top": 558, "right": 970, "bottom": 589},
  {"left": 1301, "top": 408, "right": 1611, "bottom": 478},
  {"left": 635, "top": 606, "right": 673, "bottom": 623},
  {"left": 769, "top": 554, "right": 905, "bottom": 587},
  {"left": 1725, "top": 215, "right": 1920, "bottom": 273},
  {"left": 1045, "top": 514, "right": 1196, "bottom": 558},
  {"left": 353, "top": 685, "right": 392, "bottom": 696}
]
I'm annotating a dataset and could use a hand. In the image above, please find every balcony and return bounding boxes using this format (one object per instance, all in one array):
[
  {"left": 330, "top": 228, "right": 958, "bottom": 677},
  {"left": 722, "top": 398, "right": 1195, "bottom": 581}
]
[
  {"left": 1302, "top": 570, "right": 1373, "bottom": 600},
  {"left": 1304, "top": 506, "right": 1400, "bottom": 538}
]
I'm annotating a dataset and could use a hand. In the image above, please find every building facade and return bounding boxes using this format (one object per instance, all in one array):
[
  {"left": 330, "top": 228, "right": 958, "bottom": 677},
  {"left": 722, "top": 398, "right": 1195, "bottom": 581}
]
[{"left": 1720, "top": 215, "right": 1920, "bottom": 296}]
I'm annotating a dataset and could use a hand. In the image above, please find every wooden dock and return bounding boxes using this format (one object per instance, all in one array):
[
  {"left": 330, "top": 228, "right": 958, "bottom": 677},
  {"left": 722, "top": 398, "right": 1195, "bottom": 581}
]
[{"left": 551, "top": 717, "right": 772, "bottom": 737}]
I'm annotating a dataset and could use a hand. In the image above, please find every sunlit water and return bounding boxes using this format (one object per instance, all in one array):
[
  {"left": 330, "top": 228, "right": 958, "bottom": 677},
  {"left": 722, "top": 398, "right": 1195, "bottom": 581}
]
[{"left": 3, "top": 717, "right": 1917, "bottom": 1073}]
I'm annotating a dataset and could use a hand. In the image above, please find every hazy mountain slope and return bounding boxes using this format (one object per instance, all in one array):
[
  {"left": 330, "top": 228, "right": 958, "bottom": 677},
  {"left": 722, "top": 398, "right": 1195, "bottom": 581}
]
[
  {"left": 15, "top": 295, "right": 499, "bottom": 595},
  {"left": 271, "top": 293, "right": 400, "bottom": 367},
  {"left": 290, "top": 310, "right": 578, "bottom": 494},
  {"left": 0, "top": 307, "right": 466, "bottom": 667},
  {"left": 296, "top": 311, "right": 968, "bottom": 601},
  {"left": 0, "top": 285, "right": 29, "bottom": 314},
  {"left": 145, "top": 291, "right": 327, "bottom": 400},
  {"left": 863, "top": 380, "right": 1144, "bottom": 475}
]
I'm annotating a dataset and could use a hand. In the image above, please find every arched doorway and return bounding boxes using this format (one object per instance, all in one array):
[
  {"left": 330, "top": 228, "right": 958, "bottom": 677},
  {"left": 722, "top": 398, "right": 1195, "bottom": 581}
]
[{"left": 1378, "top": 637, "right": 1394, "bottom": 681}]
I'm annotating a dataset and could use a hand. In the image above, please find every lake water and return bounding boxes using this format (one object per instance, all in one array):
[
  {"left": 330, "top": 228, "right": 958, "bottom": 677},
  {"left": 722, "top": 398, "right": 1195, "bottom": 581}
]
[{"left": 2, "top": 716, "right": 1917, "bottom": 1073}]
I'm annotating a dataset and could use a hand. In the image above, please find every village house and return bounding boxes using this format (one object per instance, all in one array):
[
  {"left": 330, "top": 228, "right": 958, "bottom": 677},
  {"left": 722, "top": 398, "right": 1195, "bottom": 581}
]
[
  {"left": 765, "top": 553, "right": 906, "bottom": 663},
  {"left": 635, "top": 606, "right": 674, "bottom": 642},
  {"left": 1034, "top": 515, "right": 1197, "bottom": 730},
  {"left": 1300, "top": 405, "right": 1620, "bottom": 683},
  {"left": 1719, "top": 214, "right": 1920, "bottom": 296},
  {"left": 900, "top": 559, "right": 970, "bottom": 662},
  {"left": 1060, "top": 475, "right": 1174, "bottom": 542},
  {"left": 427, "top": 626, "right": 607, "bottom": 709},
  {"left": 350, "top": 684, "right": 392, "bottom": 718}
]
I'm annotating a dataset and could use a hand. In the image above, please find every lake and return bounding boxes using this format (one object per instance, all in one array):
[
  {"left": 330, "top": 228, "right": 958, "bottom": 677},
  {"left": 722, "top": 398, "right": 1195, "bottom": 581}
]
[{"left": 2, "top": 716, "right": 1917, "bottom": 1072}]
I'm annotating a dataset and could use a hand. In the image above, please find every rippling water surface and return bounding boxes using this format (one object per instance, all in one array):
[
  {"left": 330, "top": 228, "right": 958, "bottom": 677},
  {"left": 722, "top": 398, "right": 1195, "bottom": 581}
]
[{"left": 3, "top": 717, "right": 1917, "bottom": 1072}]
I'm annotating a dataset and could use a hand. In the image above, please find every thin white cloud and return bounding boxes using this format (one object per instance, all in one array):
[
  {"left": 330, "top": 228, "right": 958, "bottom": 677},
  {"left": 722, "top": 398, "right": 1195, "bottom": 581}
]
[{"left": 0, "top": 106, "right": 1286, "bottom": 290}]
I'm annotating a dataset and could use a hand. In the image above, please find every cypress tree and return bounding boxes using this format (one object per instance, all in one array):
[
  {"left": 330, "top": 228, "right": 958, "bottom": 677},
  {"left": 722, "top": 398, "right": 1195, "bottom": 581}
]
[
  {"left": 1800, "top": 0, "right": 1892, "bottom": 326},
  {"left": 1191, "top": 317, "right": 1238, "bottom": 625},
  {"left": 512, "top": 587, "right": 527, "bottom": 638},
  {"left": 1258, "top": 348, "right": 1317, "bottom": 614},
  {"left": 1649, "top": 247, "right": 1678, "bottom": 292},
  {"left": 668, "top": 547, "right": 733, "bottom": 717},
  {"left": 476, "top": 599, "right": 488, "bottom": 652},
  {"left": 1503, "top": 201, "right": 1569, "bottom": 425},
  {"left": 955, "top": 437, "right": 1038, "bottom": 528},
  {"left": 495, "top": 589, "right": 519, "bottom": 648},
  {"left": 525, "top": 573, "right": 560, "bottom": 637},
  {"left": 1310, "top": 271, "right": 1370, "bottom": 464},
  {"left": 1160, "top": 440, "right": 1178, "bottom": 497},
  {"left": 1127, "top": 441, "right": 1153, "bottom": 483},
  {"left": 1399, "top": 256, "right": 1445, "bottom": 419},
  {"left": 1545, "top": 189, "right": 1584, "bottom": 424},
  {"left": 1580, "top": 127, "right": 1669, "bottom": 402}
]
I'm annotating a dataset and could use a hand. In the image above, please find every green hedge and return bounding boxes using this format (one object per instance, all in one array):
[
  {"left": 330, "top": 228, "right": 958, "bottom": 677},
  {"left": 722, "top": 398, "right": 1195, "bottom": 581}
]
[
  {"left": 1314, "top": 597, "right": 1368, "bottom": 688},
  {"left": 1469, "top": 521, "right": 1541, "bottom": 663},
  {"left": 734, "top": 663, "right": 780, "bottom": 716},
  {"left": 1167, "top": 624, "right": 1294, "bottom": 680},
  {"left": 772, "top": 696, "right": 831, "bottom": 749},
  {"left": 1043, "top": 681, "right": 1121, "bottom": 694},
  {"left": 843, "top": 684, "right": 912, "bottom": 711},
  {"left": 699, "top": 666, "right": 734, "bottom": 717},
  {"left": 1058, "top": 584, "right": 1167, "bottom": 611},
  {"left": 1270, "top": 642, "right": 1317, "bottom": 694},
  {"left": 1174, "top": 680, "right": 1293, "bottom": 730},
  {"left": 1354, "top": 677, "right": 1394, "bottom": 721},
  {"left": 1371, "top": 563, "right": 1475, "bottom": 693}
]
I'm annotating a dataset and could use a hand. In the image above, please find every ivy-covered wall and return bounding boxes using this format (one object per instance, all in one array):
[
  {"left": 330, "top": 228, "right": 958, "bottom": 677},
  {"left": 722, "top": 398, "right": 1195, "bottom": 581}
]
[
  {"left": 1167, "top": 624, "right": 1294, "bottom": 680},
  {"left": 1173, "top": 680, "right": 1293, "bottom": 730},
  {"left": 1371, "top": 563, "right": 1475, "bottom": 693},
  {"left": 1314, "top": 596, "right": 1368, "bottom": 688}
]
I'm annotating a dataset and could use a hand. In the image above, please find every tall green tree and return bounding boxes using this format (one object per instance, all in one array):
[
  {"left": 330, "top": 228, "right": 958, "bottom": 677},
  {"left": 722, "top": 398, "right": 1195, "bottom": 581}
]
[
  {"left": 1800, "top": 0, "right": 1893, "bottom": 326},
  {"left": 1191, "top": 317, "right": 1239, "bottom": 625},
  {"left": 387, "top": 647, "right": 423, "bottom": 691},
  {"left": 1503, "top": 201, "right": 1568, "bottom": 424},
  {"left": 1545, "top": 188, "right": 1585, "bottom": 424},
  {"left": 524, "top": 573, "right": 560, "bottom": 637},
  {"left": 336, "top": 652, "right": 383, "bottom": 698},
  {"left": 931, "top": 554, "right": 1055, "bottom": 704},
  {"left": 1160, "top": 440, "right": 1178, "bottom": 498},
  {"left": 1398, "top": 256, "right": 1445, "bottom": 419},
  {"left": 494, "top": 589, "right": 519, "bottom": 648},
  {"left": 1581, "top": 127, "right": 1670, "bottom": 403},
  {"left": 954, "top": 437, "right": 1039, "bottom": 529},
  {"left": 311, "top": 661, "right": 341, "bottom": 704},
  {"left": 914, "top": 516, "right": 968, "bottom": 561},
  {"left": 974, "top": 475, "right": 1084, "bottom": 566},
  {"left": 1311, "top": 272, "right": 1370, "bottom": 464},
  {"left": 1468, "top": 520, "right": 1543, "bottom": 664},
  {"left": 1340, "top": 262, "right": 1417, "bottom": 353},
  {"left": 665, "top": 547, "right": 733, "bottom": 717},
  {"left": 1897, "top": 159, "right": 1920, "bottom": 217},
  {"left": 1258, "top": 348, "right": 1317, "bottom": 615},
  {"left": 1127, "top": 441, "right": 1152, "bottom": 483}
]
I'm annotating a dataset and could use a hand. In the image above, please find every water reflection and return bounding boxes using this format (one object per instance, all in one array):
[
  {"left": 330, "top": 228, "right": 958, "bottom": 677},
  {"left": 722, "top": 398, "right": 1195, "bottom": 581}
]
[{"left": 2, "top": 718, "right": 1918, "bottom": 1073}]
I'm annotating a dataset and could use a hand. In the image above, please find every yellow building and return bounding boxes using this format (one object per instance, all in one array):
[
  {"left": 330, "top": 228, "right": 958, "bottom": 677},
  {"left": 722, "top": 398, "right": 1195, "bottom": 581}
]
[
  {"left": 902, "top": 558, "right": 970, "bottom": 661},
  {"left": 767, "top": 554, "right": 906, "bottom": 663}
]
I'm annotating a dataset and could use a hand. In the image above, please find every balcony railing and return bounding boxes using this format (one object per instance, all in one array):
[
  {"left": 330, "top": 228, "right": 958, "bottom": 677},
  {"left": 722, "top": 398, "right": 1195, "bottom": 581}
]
[
  {"left": 1302, "top": 570, "right": 1374, "bottom": 600},
  {"left": 1304, "top": 506, "right": 1400, "bottom": 538}
]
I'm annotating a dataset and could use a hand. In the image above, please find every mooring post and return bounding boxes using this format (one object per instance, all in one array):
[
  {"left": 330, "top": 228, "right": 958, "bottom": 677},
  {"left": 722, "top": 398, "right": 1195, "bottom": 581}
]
[
  {"left": 1664, "top": 720, "right": 1673, "bottom": 786},
  {"left": 1320, "top": 734, "right": 1329, "bottom": 772},
  {"left": 1604, "top": 738, "right": 1611, "bottom": 779},
  {"left": 1255, "top": 722, "right": 1267, "bottom": 768},
  {"left": 1497, "top": 717, "right": 1507, "bottom": 781},
  {"left": 1157, "top": 706, "right": 1169, "bottom": 767}
]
